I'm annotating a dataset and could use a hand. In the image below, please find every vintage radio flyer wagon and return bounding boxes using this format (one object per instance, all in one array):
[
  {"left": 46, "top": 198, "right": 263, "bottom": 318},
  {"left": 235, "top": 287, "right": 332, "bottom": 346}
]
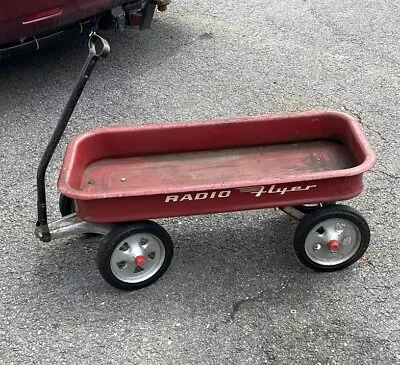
[{"left": 35, "top": 35, "right": 376, "bottom": 290}]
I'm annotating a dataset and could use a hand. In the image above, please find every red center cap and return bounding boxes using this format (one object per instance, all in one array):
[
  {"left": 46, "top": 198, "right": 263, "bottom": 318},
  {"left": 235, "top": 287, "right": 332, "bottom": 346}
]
[
  {"left": 328, "top": 240, "right": 340, "bottom": 251},
  {"left": 134, "top": 255, "right": 146, "bottom": 267}
]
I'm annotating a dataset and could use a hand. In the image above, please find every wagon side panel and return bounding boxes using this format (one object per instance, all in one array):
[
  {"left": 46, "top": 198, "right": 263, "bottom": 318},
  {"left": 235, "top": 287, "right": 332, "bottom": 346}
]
[{"left": 75, "top": 175, "right": 364, "bottom": 223}]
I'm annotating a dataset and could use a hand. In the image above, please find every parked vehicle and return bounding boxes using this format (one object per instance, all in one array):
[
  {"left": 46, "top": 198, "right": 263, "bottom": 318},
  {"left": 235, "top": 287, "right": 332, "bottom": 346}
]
[{"left": 0, "top": 0, "right": 170, "bottom": 59}]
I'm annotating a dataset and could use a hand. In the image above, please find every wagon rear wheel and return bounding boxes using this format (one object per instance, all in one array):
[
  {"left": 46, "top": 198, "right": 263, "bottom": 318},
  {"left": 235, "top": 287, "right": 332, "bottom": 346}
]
[
  {"left": 96, "top": 221, "right": 174, "bottom": 290},
  {"left": 294, "top": 205, "right": 370, "bottom": 271}
]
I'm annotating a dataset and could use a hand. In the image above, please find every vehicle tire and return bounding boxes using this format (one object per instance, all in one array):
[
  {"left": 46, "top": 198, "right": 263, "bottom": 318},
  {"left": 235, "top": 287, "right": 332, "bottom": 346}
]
[
  {"left": 59, "top": 193, "right": 75, "bottom": 216},
  {"left": 96, "top": 221, "right": 174, "bottom": 290},
  {"left": 293, "top": 205, "right": 370, "bottom": 271}
]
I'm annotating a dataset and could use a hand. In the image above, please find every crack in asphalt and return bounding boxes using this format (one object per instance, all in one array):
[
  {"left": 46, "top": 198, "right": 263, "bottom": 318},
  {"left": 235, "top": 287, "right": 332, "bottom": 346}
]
[
  {"left": 342, "top": 105, "right": 363, "bottom": 124},
  {"left": 342, "top": 105, "right": 393, "bottom": 143},
  {"left": 227, "top": 291, "right": 264, "bottom": 322},
  {"left": 372, "top": 170, "right": 400, "bottom": 181}
]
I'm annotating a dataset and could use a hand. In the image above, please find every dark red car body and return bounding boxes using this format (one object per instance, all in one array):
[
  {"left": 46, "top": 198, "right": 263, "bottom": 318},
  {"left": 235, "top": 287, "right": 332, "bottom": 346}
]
[
  {"left": 1, "top": 1, "right": 125, "bottom": 44},
  {"left": 0, "top": 0, "right": 165, "bottom": 57}
]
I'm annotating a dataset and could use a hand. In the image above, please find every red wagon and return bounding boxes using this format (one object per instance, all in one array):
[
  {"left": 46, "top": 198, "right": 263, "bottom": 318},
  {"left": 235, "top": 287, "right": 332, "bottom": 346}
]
[{"left": 35, "top": 35, "right": 376, "bottom": 290}]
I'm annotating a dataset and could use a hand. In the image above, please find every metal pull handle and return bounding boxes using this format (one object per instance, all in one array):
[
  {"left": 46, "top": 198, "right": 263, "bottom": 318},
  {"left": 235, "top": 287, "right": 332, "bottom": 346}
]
[
  {"left": 88, "top": 33, "right": 110, "bottom": 59},
  {"left": 36, "top": 33, "right": 110, "bottom": 242}
]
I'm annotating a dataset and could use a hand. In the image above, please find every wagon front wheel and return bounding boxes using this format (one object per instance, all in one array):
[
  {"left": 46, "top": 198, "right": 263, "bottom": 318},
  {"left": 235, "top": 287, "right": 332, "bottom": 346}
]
[
  {"left": 96, "top": 221, "right": 174, "bottom": 290},
  {"left": 294, "top": 205, "right": 370, "bottom": 271}
]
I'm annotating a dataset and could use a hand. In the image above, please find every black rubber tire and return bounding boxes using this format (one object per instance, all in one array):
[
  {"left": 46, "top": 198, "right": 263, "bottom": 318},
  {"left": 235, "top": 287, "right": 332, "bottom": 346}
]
[
  {"left": 59, "top": 193, "right": 75, "bottom": 216},
  {"left": 294, "top": 204, "right": 370, "bottom": 271},
  {"left": 96, "top": 221, "right": 174, "bottom": 291}
]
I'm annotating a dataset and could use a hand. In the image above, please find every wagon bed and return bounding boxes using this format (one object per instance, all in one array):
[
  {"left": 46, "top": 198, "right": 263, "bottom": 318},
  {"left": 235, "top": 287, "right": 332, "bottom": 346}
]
[
  {"left": 58, "top": 111, "right": 375, "bottom": 223},
  {"left": 81, "top": 140, "right": 355, "bottom": 195}
]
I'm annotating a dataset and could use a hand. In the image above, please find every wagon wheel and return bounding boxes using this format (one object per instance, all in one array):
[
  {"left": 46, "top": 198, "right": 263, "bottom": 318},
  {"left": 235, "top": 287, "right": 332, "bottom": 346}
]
[
  {"left": 294, "top": 205, "right": 370, "bottom": 271},
  {"left": 59, "top": 193, "right": 75, "bottom": 216},
  {"left": 96, "top": 221, "right": 174, "bottom": 290}
]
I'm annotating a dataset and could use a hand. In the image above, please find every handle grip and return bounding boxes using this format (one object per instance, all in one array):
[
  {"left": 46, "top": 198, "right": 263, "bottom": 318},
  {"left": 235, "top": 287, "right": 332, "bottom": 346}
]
[{"left": 88, "top": 33, "right": 110, "bottom": 59}]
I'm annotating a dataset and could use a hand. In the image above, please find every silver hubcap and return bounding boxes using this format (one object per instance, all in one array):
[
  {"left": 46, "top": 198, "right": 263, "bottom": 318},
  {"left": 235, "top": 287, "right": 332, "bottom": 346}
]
[
  {"left": 110, "top": 233, "right": 166, "bottom": 283},
  {"left": 305, "top": 218, "right": 361, "bottom": 266}
]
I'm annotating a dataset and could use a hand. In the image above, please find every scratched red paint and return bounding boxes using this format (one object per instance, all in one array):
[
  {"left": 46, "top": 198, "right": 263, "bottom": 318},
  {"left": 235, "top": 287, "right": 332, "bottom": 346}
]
[{"left": 57, "top": 111, "right": 376, "bottom": 223}]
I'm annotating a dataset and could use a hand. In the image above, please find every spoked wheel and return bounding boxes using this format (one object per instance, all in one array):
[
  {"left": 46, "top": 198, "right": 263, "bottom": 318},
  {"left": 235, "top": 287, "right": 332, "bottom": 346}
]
[
  {"left": 294, "top": 205, "right": 370, "bottom": 271},
  {"left": 96, "top": 221, "right": 174, "bottom": 290},
  {"left": 59, "top": 193, "right": 75, "bottom": 216}
]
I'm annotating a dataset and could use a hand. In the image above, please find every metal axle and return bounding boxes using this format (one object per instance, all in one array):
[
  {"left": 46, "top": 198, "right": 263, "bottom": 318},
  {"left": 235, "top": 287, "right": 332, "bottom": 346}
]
[
  {"left": 279, "top": 206, "right": 305, "bottom": 221},
  {"left": 34, "top": 214, "right": 116, "bottom": 240}
]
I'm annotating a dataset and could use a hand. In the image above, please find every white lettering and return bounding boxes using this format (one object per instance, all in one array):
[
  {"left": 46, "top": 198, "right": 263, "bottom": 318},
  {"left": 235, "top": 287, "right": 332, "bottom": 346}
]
[
  {"left": 238, "top": 184, "right": 318, "bottom": 197},
  {"left": 218, "top": 191, "right": 231, "bottom": 198},
  {"left": 180, "top": 194, "right": 193, "bottom": 201},
  {"left": 164, "top": 184, "right": 318, "bottom": 204},
  {"left": 253, "top": 186, "right": 266, "bottom": 197},
  {"left": 165, "top": 195, "right": 179, "bottom": 202},
  {"left": 195, "top": 192, "right": 208, "bottom": 200},
  {"left": 279, "top": 188, "right": 288, "bottom": 195},
  {"left": 164, "top": 190, "right": 233, "bottom": 203},
  {"left": 268, "top": 185, "right": 287, "bottom": 194}
]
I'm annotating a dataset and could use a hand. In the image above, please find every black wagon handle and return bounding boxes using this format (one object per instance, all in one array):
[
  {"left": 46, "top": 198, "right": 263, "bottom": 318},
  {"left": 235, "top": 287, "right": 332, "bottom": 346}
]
[
  {"left": 88, "top": 32, "right": 111, "bottom": 58},
  {"left": 36, "top": 33, "right": 110, "bottom": 242}
]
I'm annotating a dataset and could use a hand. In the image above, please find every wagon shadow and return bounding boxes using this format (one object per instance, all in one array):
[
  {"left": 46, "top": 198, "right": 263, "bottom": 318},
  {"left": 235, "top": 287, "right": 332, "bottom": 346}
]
[
  {"left": 33, "top": 212, "right": 303, "bottom": 294},
  {"left": 168, "top": 213, "right": 301, "bottom": 285},
  {"left": 33, "top": 211, "right": 365, "bottom": 320}
]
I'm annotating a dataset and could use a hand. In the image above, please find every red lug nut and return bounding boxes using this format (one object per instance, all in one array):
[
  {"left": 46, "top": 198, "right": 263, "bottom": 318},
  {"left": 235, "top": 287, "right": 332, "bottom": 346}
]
[
  {"left": 328, "top": 240, "right": 340, "bottom": 251},
  {"left": 134, "top": 255, "right": 146, "bottom": 267}
]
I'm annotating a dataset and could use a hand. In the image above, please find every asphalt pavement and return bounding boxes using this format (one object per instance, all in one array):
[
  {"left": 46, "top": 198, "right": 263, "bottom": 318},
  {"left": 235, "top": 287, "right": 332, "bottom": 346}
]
[{"left": 0, "top": 1, "right": 399, "bottom": 364}]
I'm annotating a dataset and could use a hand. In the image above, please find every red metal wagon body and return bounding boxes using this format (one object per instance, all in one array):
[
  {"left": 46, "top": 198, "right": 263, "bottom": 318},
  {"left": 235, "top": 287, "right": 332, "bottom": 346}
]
[{"left": 58, "top": 111, "right": 376, "bottom": 223}]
